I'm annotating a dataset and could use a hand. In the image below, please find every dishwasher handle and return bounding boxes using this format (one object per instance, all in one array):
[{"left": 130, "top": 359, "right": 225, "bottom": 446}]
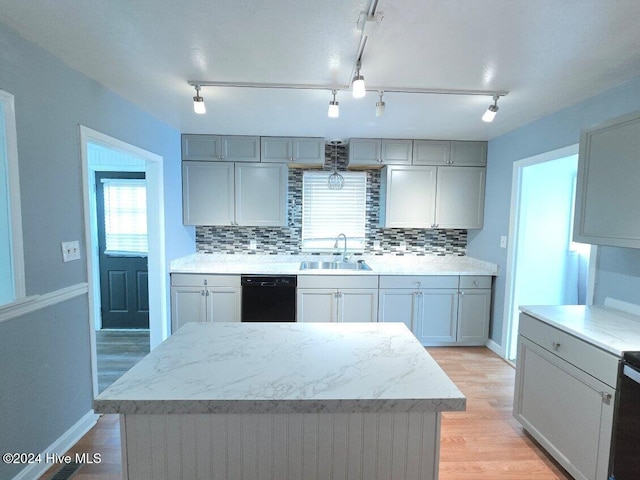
[{"left": 623, "top": 364, "right": 640, "bottom": 385}]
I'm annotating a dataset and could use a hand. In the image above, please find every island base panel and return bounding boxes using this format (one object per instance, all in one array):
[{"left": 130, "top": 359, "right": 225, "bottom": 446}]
[{"left": 121, "top": 411, "right": 440, "bottom": 480}]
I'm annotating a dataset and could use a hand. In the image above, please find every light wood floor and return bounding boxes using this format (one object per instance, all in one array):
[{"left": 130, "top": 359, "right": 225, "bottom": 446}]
[{"left": 41, "top": 347, "right": 572, "bottom": 480}]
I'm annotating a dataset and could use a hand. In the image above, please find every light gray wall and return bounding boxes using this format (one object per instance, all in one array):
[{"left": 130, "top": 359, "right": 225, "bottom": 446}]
[
  {"left": 468, "top": 76, "right": 640, "bottom": 348},
  {"left": 0, "top": 21, "right": 193, "bottom": 479}
]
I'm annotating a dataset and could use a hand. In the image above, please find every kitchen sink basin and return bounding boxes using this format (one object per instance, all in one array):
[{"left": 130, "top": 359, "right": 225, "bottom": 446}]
[{"left": 299, "top": 260, "right": 372, "bottom": 271}]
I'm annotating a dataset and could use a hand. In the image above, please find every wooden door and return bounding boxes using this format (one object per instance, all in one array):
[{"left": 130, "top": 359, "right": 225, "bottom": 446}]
[{"left": 96, "top": 172, "right": 149, "bottom": 329}]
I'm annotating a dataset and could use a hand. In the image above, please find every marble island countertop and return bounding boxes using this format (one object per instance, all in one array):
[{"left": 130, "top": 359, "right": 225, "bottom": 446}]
[
  {"left": 94, "top": 322, "right": 466, "bottom": 415},
  {"left": 169, "top": 253, "right": 498, "bottom": 276},
  {"left": 520, "top": 304, "right": 640, "bottom": 356}
]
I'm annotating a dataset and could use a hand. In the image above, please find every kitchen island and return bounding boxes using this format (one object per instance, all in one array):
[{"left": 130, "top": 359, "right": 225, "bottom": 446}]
[{"left": 95, "top": 322, "right": 465, "bottom": 480}]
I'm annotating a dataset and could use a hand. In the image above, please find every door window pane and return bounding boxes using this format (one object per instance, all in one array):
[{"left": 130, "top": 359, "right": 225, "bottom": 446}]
[{"left": 101, "top": 179, "right": 148, "bottom": 255}]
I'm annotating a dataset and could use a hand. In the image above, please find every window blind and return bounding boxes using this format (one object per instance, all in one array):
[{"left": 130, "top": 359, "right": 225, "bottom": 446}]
[
  {"left": 301, "top": 171, "right": 366, "bottom": 251},
  {"left": 101, "top": 178, "right": 148, "bottom": 255}
]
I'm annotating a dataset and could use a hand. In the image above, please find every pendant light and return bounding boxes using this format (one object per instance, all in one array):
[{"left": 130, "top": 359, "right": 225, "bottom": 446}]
[{"left": 327, "top": 140, "right": 345, "bottom": 190}]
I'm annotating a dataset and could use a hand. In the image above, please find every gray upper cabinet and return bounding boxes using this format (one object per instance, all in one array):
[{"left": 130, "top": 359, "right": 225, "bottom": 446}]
[
  {"left": 260, "top": 137, "right": 325, "bottom": 166},
  {"left": 413, "top": 140, "right": 451, "bottom": 165},
  {"left": 574, "top": 110, "right": 640, "bottom": 248},
  {"left": 435, "top": 167, "right": 486, "bottom": 229},
  {"left": 348, "top": 138, "right": 412, "bottom": 167},
  {"left": 449, "top": 141, "right": 487, "bottom": 166},
  {"left": 182, "top": 134, "right": 260, "bottom": 162},
  {"left": 182, "top": 161, "right": 288, "bottom": 226}
]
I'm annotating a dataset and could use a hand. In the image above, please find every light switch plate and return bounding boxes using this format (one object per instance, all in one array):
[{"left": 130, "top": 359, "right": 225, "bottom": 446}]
[
  {"left": 500, "top": 236, "right": 508, "bottom": 248},
  {"left": 249, "top": 239, "right": 257, "bottom": 250},
  {"left": 399, "top": 241, "right": 407, "bottom": 251},
  {"left": 62, "top": 240, "right": 81, "bottom": 262},
  {"left": 373, "top": 240, "right": 381, "bottom": 251}
]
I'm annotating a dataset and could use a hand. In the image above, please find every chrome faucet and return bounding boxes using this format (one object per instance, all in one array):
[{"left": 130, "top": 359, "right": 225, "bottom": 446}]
[{"left": 334, "top": 233, "right": 348, "bottom": 262}]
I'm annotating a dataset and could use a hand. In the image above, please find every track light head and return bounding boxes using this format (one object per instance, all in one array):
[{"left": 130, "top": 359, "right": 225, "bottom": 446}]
[
  {"left": 375, "top": 91, "right": 385, "bottom": 117},
  {"left": 352, "top": 63, "right": 366, "bottom": 98},
  {"left": 193, "top": 85, "right": 206, "bottom": 114},
  {"left": 482, "top": 95, "right": 500, "bottom": 122},
  {"left": 328, "top": 89, "right": 339, "bottom": 118}
]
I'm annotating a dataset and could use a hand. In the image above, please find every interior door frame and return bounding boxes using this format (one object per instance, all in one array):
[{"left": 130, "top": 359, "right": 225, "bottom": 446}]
[
  {"left": 80, "top": 126, "right": 167, "bottom": 398},
  {"left": 501, "top": 143, "right": 598, "bottom": 360}
]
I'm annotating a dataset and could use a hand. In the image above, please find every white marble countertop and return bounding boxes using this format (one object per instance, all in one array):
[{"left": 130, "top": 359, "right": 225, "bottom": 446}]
[
  {"left": 169, "top": 253, "right": 498, "bottom": 276},
  {"left": 520, "top": 305, "right": 640, "bottom": 356},
  {"left": 94, "top": 322, "right": 466, "bottom": 415}
]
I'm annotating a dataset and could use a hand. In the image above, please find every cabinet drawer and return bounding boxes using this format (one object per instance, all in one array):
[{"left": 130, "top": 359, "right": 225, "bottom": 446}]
[
  {"left": 171, "top": 274, "right": 240, "bottom": 288},
  {"left": 459, "top": 275, "right": 492, "bottom": 289},
  {"left": 519, "top": 313, "right": 618, "bottom": 387},
  {"left": 297, "top": 275, "right": 378, "bottom": 289},
  {"left": 379, "top": 275, "right": 458, "bottom": 289}
]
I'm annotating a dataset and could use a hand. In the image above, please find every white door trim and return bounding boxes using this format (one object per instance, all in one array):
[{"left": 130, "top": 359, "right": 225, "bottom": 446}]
[
  {"left": 80, "top": 126, "right": 167, "bottom": 398},
  {"left": 500, "top": 143, "right": 594, "bottom": 360}
]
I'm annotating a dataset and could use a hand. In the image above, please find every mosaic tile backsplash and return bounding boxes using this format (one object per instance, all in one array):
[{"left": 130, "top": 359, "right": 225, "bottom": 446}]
[{"left": 196, "top": 143, "right": 467, "bottom": 256}]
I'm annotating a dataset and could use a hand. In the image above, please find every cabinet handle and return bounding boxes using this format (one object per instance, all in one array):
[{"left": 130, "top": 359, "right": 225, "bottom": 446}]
[
  {"left": 206, "top": 290, "right": 210, "bottom": 296},
  {"left": 460, "top": 291, "right": 465, "bottom": 296},
  {"left": 601, "top": 392, "right": 612, "bottom": 403},
  {"left": 552, "top": 341, "right": 561, "bottom": 350},
  {"left": 201, "top": 290, "right": 206, "bottom": 296},
  {"left": 416, "top": 281, "right": 422, "bottom": 289},
  {"left": 473, "top": 280, "right": 479, "bottom": 286}
]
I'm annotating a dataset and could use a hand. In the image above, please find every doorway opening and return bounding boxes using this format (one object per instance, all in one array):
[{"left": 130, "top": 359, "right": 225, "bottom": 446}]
[
  {"left": 80, "top": 127, "right": 167, "bottom": 395},
  {"left": 502, "top": 145, "right": 592, "bottom": 361}
]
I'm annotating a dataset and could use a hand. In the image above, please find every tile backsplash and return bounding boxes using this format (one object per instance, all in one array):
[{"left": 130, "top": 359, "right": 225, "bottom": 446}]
[{"left": 196, "top": 143, "right": 467, "bottom": 256}]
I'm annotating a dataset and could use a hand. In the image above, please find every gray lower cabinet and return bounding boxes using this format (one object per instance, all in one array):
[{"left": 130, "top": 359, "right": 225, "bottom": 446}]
[
  {"left": 378, "top": 275, "right": 491, "bottom": 346},
  {"left": 170, "top": 274, "right": 241, "bottom": 332},
  {"left": 182, "top": 161, "right": 288, "bottom": 226},
  {"left": 514, "top": 313, "right": 617, "bottom": 480},
  {"left": 296, "top": 275, "right": 379, "bottom": 323},
  {"left": 574, "top": 110, "right": 640, "bottom": 248}
]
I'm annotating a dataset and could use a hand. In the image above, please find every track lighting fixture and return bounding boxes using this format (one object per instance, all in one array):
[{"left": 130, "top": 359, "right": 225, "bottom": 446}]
[
  {"left": 351, "top": 62, "right": 366, "bottom": 98},
  {"left": 375, "top": 91, "right": 385, "bottom": 117},
  {"left": 328, "top": 89, "right": 340, "bottom": 118},
  {"left": 192, "top": 85, "right": 206, "bottom": 114},
  {"left": 482, "top": 95, "right": 500, "bottom": 122}
]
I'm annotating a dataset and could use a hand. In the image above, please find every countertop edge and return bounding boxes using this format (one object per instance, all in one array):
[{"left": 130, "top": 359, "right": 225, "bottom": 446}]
[{"left": 94, "top": 397, "right": 466, "bottom": 415}]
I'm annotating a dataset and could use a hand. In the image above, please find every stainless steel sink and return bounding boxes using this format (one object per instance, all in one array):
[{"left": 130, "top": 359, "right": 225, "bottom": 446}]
[{"left": 299, "top": 260, "right": 372, "bottom": 271}]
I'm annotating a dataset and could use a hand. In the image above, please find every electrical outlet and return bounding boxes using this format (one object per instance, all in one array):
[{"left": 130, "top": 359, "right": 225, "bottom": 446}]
[
  {"left": 249, "top": 239, "right": 257, "bottom": 250},
  {"left": 373, "top": 240, "right": 381, "bottom": 251},
  {"left": 62, "top": 240, "right": 81, "bottom": 262},
  {"left": 399, "top": 241, "right": 407, "bottom": 251}
]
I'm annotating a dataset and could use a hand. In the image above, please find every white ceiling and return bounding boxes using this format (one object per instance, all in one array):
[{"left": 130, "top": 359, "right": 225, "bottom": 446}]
[{"left": 3, "top": 0, "right": 640, "bottom": 141}]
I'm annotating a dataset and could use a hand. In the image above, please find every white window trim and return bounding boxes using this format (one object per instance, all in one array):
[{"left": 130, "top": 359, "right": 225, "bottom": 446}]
[{"left": 0, "top": 89, "right": 25, "bottom": 302}]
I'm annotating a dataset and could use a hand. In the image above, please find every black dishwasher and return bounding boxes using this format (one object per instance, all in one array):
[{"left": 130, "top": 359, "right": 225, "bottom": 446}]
[
  {"left": 609, "top": 352, "right": 640, "bottom": 480},
  {"left": 241, "top": 275, "right": 297, "bottom": 322}
]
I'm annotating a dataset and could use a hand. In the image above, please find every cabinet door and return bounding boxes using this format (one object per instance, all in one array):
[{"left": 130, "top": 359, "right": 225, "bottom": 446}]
[
  {"left": 435, "top": 166, "right": 486, "bottom": 229},
  {"left": 381, "top": 139, "right": 413, "bottom": 165},
  {"left": 171, "top": 286, "right": 207, "bottom": 332},
  {"left": 414, "top": 289, "right": 458, "bottom": 345},
  {"left": 292, "top": 138, "right": 325, "bottom": 166},
  {"left": 221, "top": 136, "right": 260, "bottom": 162},
  {"left": 260, "top": 137, "right": 292, "bottom": 163},
  {"left": 379, "top": 166, "right": 436, "bottom": 228},
  {"left": 574, "top": 111, "right": 640, "bottom": 248},
  {"left": 413, "top": 140, "right": 451, "bottom": 165},
  {"left": 338, "top": 289, "right": 378, "bottom": 323},
  {"left": 235, "top": 163, "right": 288, "bottom": 226},
  {"left": 182, "top": 161, "right": 234, "bottom": 225},
  {"left": 297, "top": 289, "right": 338, "bottom": 322},
  {"left": 514, "top": 337, "right": 614, "bottom": 480},
  {"left": 457, "top": 289, "right": 490, "bottom": 343},
  {"left": 207, "top": 287, "right": 241, "bottom": 323},
  {"left": 348, "top": 138, "right": 382, "bottom": 167},
  {"left": 181, "top": 134, "right": 221, "bottom": 161},
  {"left": 450, "top": 141, "right": 487, "bottom": 166},
  {"left": 378, "top": 289, "right": 418, "bottom": 331}
]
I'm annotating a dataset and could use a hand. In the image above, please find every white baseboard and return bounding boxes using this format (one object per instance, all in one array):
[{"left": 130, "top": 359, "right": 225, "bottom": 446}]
[
  {"left": 485, "top": 338, "right": 505, "bottom": 359},
  {"left": 12, "top": 410, "right": 99, "bottom": 480}
]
